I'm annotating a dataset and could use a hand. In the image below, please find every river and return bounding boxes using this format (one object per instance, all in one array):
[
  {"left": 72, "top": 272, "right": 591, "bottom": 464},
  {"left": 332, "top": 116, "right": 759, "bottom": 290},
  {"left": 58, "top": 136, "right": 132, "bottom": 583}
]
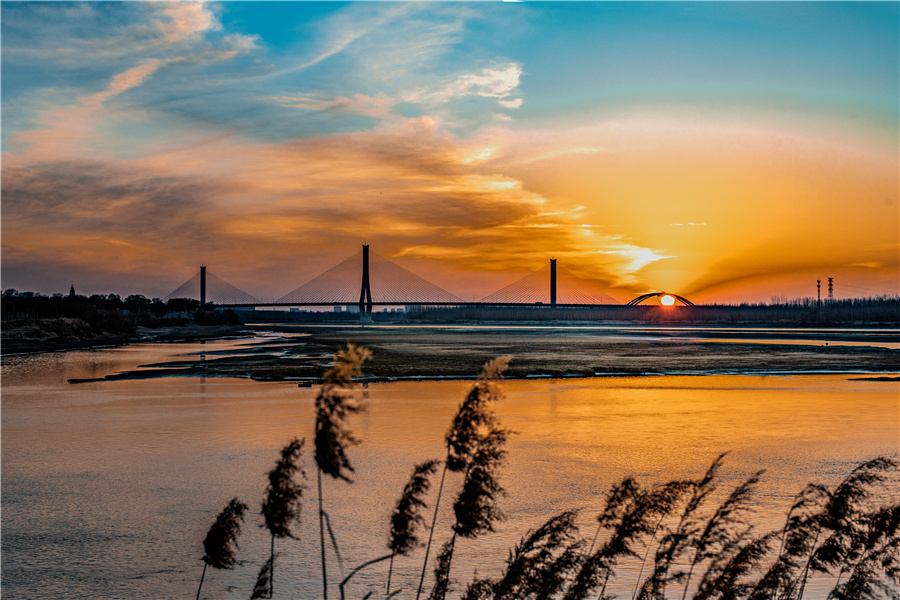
[{"left": 1, "top": 335, "right": 898, "bottom": 599}]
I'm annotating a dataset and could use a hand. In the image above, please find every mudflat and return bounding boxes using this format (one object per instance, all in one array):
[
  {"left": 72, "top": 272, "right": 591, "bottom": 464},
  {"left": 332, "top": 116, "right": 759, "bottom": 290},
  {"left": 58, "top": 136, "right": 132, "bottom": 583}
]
[{"left": 67, "top": 322, "right": 900, "bottom": 383}]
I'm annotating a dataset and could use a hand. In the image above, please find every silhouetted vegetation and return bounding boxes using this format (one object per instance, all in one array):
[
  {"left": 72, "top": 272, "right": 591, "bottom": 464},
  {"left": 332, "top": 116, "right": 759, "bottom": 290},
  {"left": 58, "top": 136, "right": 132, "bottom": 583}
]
[
  {"left": 259, "top": 438, "right": 306, "bottom": 599},
  {"left": 196, "top": 497, "right": 249, "bottom": 600},
  {"left": 195, "top": 349, "right": 900, "bottom": 600},
  {"left": 389, "top": 460, "right": 442, "bottom": 594},
  {"left": 314, "top": 344, "right": 372, "bottom": 600},
  {"left": 422, "top": 358, "right": 511, "bottom": 600},
  {"left": 1, "top": 289, "right": 241, "bottom": 352},
  {"left": 407, "top": 296, "right": 900, "bottom": 324}
]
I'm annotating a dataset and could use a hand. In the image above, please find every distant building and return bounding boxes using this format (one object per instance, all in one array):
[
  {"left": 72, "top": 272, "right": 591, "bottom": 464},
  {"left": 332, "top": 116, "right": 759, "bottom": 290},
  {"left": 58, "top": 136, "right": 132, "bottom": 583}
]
[{"left": 69, "top": 284, "right": 76, "bottom": 297}]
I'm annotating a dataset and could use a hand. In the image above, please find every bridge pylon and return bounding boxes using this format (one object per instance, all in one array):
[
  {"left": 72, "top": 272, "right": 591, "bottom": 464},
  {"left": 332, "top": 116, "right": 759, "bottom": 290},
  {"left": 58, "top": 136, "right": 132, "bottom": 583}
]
[
  {"left": 359, "top": 244, "right": 373, "bottom": 318},
  {"left": 200, "top": 266, "right": 207, "bottom": 309},
  {"left": 550, "top": 258, "right": 557, "bottom": 308}
]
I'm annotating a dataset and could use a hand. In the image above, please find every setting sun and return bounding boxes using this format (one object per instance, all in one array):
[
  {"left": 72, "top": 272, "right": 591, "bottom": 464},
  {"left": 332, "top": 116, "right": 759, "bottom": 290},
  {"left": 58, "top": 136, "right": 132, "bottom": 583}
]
[{"left": 660, "top": 294, "right": 676, "bottom": 306}]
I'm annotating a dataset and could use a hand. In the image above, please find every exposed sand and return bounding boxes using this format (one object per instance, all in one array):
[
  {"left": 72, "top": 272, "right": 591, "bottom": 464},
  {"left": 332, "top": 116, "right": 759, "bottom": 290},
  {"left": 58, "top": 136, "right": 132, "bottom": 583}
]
[{"left": 66, "top": 322, "right": 900, "bottom": 383}]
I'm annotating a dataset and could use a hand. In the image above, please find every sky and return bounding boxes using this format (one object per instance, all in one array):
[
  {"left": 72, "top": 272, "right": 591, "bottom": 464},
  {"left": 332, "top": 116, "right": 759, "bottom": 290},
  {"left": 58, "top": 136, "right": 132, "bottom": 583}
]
[{"left": 2, "top": 1, "right": 898, "bottom": 304}]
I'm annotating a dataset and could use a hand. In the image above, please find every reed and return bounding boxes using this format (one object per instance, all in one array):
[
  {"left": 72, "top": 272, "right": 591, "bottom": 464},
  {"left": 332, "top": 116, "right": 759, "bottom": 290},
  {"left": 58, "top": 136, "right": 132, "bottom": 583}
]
[
  {"left": 388, "top": 460, "right": 442, "bottom": 593},
  {"left": 259, "top": 438, "right": 306, "bottom": 599},
  {"left": 462, "top": 510, "right": 584, "bottom": 600},
  {"left": 420, "top": 357, "right": 511, "bottom": 600},
  {"left": 196, "top": 497, "right": 248, "bottom": 600},
  {"left": 679, "top": 470, "right": 765, "bottom": 600},
  {"left": 251, "top": 555, "right": 276, "bottom": 600},
  {"left": 637, "top": 454, "right": 727, "bottom": 600},
  {"left": 193, "top": 351, "right": 899, "bottom": 600},
  {"left": 336, "top": 458, "right": 444, "bottom": 600},
  {"left": 314, "top": 344, "right": 372, "bottom": 600},
  {"left": 792, "top": 457, "right": 898, "bottom": 600}
]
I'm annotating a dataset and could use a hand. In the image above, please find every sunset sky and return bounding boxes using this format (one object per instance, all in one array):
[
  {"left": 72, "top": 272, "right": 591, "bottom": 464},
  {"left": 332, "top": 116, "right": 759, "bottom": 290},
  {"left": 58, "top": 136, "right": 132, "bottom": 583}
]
[{"left": 2, "top": 1, "right": 898, "bottom": 304}]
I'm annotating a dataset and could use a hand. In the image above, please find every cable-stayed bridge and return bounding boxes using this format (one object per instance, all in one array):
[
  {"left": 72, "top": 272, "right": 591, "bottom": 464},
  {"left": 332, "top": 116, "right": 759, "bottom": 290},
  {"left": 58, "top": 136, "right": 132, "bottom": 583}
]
[{"left": 164, "top": 245, "right": 692, "bottom": 313}]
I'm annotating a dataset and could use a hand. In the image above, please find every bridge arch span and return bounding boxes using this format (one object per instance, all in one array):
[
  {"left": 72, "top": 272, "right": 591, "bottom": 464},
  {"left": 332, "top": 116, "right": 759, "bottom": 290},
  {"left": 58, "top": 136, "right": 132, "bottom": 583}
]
[{"left": 626, "top": 292, "right": 694, "bottom": 306}]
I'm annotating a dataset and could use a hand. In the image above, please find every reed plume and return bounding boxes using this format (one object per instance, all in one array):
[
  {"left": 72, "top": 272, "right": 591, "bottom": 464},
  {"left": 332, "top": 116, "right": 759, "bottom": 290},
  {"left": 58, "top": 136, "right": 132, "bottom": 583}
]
[
  {"left": 748, "top": 483, "right": 830, "bottom": 600},
  {"left": 388, "top": 459, "right": 442, "bottom": 592},
  {"left": 315, "top": 344, "right": 372, "bottom": 482},
  {"left": 197, "top": 497, "right": 249, "bottom": 600},
  {"left": 792, "top": 457, "right": 899, "bottom": 600},
  {"left": 463, "top": 510, "right": 584, "bottom": 600},
  {"left": 693, "top": 530, "right": 778, "bottom": 600},
  {"left": 565, "top": 480, "right": 691, "bottom": 600},
  {"left": 637, "top": 453, "right": 726, "bottom": 600},
  {"left": 452, "top": 426, "right": 509, "bottom": 539},
  {"left": 825, "top": 504, "right": 900, "bottom": 600},
  {"left": 314, "top": 344, "right": 371, "bottom": 600},
  {"left": 678, "top": 470, "right": 765, "bottom": 600},
  {"left": 260, "top": 437, "right": 306, "bottom": 599},
  {"left": 418, "top": 357, "right": 510, "bottom": 600},
  {"left": 446, "top": 357, "right": 509, "bottom": 472}
]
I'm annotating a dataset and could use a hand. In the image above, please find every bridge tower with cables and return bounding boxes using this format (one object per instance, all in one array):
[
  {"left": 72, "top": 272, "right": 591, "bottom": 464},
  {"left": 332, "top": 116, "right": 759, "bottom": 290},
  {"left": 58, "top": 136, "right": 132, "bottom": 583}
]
[
  {"left": 550, "top": 258, "right": 557, "bottom": 308},
  {"left": 359, "top": 244, "right": 373, "bottom": 317},
  {"left": 200, "top": 266, "right": 207, "bottom": 310}
]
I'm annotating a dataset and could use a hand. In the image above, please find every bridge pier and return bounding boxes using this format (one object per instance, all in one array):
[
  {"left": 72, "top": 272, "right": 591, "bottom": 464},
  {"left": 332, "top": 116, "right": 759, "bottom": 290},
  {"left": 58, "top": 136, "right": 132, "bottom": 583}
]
[
  {"left": 550, "top": 258, "right": 557, "bottom": 308},
  {"left": 359, "top": 244, "right": 373, "bottom": 319}
]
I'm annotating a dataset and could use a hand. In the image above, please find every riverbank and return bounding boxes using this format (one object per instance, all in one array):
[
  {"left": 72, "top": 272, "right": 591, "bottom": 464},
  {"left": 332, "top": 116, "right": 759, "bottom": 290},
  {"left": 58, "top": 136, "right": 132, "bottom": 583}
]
[{"left": 65, "top": 322, "right": 900, "bottom": 383}]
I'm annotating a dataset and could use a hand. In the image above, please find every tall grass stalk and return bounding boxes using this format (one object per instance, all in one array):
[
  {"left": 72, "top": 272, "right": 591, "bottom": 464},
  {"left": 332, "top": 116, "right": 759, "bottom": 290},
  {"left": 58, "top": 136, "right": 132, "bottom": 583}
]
[
  {"left": 637, "top": 453, "right": 726, "bottom": 600},
  {"left": 793, "top": 457, "right": 898, "bottom": 600},
  {"left": 748, "top": 483, "right": 829, "bottom": 600},
  {"left": 679, "top": 470, "right": 764, "bottom": 600},
  {"left": 194, "top": 352, "right": 900, "bottom": 600},
  {"left": 260, "top": 438, "right": 305, "bottom": 599},
  {"left": 314, "top": 344, "right": 371, "bottom": 600},
  {"left": 417, "top": 461, "right": 448, "bottom": 600},
  {"left": 250, "top": 554, "right": 276, "bottom": 600},
  {"left": 387, "top": 459, "right": 441, "bottom": 593},
  {"left": 197, "top": 497, "right": 248, "bottom": 600},
  {"left": 417, "top": 357, "right": 510, "bottom": 600},
  {"left": 463, "top": 510, "right": 583, "bottom": 600}
]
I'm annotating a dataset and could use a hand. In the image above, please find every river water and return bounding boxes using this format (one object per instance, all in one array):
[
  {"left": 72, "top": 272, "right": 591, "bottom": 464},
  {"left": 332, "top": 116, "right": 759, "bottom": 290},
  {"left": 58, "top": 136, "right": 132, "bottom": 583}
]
[{"left": 2, "top": 337, "right": 898, "bottom": 600}]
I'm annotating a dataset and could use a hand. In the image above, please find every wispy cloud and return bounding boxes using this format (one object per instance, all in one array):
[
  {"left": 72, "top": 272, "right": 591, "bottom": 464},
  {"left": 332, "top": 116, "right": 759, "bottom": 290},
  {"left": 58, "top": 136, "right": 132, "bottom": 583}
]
[
  {"left": 404, "top": 64, "right": 522, "bottom": 107},
  {"left": 266, "top": 3, "right": 466, "bottom": 79},
  {"left": 273, "top": 92, "right": 397, "bottom": 120},
  {"left": 83, "top": 60, "right": 164, "bottom": 107}
]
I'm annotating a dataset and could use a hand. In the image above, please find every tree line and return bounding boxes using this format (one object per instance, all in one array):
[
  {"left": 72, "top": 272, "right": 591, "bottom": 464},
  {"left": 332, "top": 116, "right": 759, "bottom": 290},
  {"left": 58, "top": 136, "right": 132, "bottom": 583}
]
[
  {"left": 1, "top": 289, "right": 239, "bottom": 335},
  {"left": 407, "top": 296, "right": 900, "bottom": 324}
]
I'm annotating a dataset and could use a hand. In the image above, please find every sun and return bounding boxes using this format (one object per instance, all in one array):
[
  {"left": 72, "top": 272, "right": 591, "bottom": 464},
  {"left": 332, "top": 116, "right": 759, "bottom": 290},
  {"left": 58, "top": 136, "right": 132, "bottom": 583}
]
[{"left": 660, "top": 294, "right": 676, "bottom": 306}]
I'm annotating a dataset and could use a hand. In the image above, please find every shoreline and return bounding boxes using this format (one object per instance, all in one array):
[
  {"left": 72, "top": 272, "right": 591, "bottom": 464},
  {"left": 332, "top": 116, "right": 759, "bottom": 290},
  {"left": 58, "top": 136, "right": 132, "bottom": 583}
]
[
  {"left": 67, "top": 370, "right": 900, "bottom": 385},
  {"left": 0, "top": 323, "right": 250, "bottom": 356}
]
